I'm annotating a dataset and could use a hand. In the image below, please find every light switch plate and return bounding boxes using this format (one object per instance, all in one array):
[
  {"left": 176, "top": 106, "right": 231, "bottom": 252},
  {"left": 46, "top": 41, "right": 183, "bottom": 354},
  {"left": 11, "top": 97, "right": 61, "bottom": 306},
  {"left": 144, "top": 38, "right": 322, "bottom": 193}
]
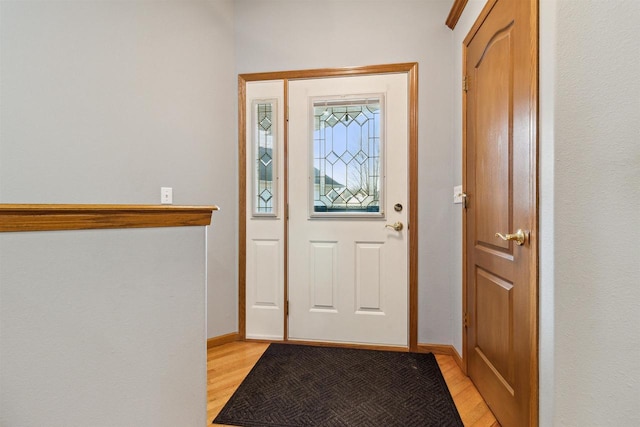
[
  {"left": 453, "top": 185, "right": 463, "bottom": 204},
  {"left": 161, "top": 187, "right": 173, "bottom": 205}
]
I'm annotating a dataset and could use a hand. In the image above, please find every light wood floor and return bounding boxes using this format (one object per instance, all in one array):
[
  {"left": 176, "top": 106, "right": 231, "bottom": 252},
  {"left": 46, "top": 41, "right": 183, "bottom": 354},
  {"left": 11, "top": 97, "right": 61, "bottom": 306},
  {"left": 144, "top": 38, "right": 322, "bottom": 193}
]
[{"left": 207, "top": 341, "right": 499, "bottom": 426}]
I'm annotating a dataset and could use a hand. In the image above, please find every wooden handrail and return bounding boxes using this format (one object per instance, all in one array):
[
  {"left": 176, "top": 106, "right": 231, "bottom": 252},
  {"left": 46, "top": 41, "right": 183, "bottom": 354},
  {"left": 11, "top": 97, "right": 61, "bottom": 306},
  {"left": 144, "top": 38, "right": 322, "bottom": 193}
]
[
  {"left": 0, "top": 204, "right": 219, "bottom": 232},
  {"left": 446, "top": 0, "right": 469, "bottom": 30}
]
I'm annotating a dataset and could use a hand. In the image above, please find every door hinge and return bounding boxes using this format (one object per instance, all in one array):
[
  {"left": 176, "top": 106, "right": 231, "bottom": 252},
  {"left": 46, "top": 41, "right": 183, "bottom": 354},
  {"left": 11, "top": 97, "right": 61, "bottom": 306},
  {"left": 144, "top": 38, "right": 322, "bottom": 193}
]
[
  {"left": 286, "top": 203, "right": 289, "bottom": 219},
  {"left": 463, "top": 75, "right": 469, "bottom": 92},
  {"left": 464, "top": 312, "right": 470, "bottom": 328},
  {"left": 285, "top": 301, "right": 289, "bottom": 316}
]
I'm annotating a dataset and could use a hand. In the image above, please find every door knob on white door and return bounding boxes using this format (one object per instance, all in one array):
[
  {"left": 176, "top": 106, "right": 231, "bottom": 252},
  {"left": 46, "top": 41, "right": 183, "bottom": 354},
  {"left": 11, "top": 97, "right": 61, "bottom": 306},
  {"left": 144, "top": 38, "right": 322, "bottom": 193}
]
[
  {"left": 385, "top": 222, "right": 403, "bottom": 231},
  {"left": 495, "top": 229, "right": 526, "bottom": 245}
]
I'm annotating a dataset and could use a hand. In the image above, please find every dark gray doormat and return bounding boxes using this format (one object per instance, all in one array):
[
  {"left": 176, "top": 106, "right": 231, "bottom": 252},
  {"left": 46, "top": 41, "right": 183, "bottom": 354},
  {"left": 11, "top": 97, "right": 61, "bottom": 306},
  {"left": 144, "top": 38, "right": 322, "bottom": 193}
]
[{"left": 213, "top": 343, "right": 464, "bottom": 426}]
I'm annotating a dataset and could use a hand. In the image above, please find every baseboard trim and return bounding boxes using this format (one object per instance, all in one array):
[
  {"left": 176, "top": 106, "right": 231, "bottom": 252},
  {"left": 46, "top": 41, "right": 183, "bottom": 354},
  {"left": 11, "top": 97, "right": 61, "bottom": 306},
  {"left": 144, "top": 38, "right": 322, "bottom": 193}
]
[
  {"left": 207, "top": 332, "right": 240, "bottom": 349},
  {"left": 416, "top": 343, "right": 464, "bottom": 370}
]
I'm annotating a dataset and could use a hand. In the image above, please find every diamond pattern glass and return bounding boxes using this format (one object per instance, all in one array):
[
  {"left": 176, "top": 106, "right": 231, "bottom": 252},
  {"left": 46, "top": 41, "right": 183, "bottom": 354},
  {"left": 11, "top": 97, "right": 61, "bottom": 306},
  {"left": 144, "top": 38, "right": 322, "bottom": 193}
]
[
  {"left": 312, "top": 98, "right": 382, "bottom": 214},
  {"left": 254, "top": 101, "right": 276, "bottom": 215}
]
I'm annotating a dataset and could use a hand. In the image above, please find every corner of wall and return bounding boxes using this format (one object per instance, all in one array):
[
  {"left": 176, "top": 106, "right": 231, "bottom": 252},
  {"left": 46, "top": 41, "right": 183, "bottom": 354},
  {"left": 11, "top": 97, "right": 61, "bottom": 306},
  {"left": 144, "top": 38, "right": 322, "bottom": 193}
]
[{"left": 538, "top": 0, "right": 556, "bottom": 425}]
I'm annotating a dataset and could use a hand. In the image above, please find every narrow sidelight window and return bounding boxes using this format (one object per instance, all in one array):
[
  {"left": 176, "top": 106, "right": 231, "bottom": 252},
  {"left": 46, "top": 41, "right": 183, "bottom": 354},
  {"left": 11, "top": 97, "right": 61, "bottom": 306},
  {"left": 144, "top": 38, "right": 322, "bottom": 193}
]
[{"left": 253, "top": 100, "right": 278, "bottom": 216}]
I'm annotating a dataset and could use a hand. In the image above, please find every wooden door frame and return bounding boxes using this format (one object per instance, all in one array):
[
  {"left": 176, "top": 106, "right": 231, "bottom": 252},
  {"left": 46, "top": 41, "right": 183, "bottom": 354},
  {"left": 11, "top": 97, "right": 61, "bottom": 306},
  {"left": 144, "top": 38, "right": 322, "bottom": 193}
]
[
  {"left": 238, "top": 63, "right": 419, "bottom": 351},
  {"left": 461, "top": 0, "right": 539, "bottom": 423}
]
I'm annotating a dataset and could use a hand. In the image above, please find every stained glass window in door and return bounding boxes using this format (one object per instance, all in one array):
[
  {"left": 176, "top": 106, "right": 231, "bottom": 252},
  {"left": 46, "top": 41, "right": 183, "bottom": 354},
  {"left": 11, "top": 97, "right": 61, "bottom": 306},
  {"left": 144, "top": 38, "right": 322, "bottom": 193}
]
[
  {"left": 312, "top": 97, "right": 383, "bottom": 215},
  {"left": 253, "top": 100, "right": 277, "bottom": 216}
]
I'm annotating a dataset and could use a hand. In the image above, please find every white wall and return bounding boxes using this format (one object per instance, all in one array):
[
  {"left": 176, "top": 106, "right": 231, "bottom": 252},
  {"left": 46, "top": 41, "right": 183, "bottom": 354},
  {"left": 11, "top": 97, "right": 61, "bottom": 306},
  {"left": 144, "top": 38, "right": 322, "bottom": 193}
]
[
  {"left": 549, "top": 0, "right": 640, "bottom": 425},
  {"left": 0, "top": 228, "right": 207, "bottom": 426},
  {"left": 234, "top": 0, "right": 458, "bottom": 346},
  {"left": 0, "top": 0, "right": 239, "bottom": 337},
  {"left": 449, "top": 0, "right": 486, "bottom": 357},
  {"left": 538, "top": 1, "right": 556, "bottom": 425}
]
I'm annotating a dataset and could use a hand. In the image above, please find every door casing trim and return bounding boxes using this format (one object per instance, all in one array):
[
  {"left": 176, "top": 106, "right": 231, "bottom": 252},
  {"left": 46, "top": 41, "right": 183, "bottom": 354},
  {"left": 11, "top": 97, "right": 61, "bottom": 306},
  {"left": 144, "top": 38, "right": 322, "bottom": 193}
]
[{"left": 238, "top": 63, "right": 419, "bottom": 351}]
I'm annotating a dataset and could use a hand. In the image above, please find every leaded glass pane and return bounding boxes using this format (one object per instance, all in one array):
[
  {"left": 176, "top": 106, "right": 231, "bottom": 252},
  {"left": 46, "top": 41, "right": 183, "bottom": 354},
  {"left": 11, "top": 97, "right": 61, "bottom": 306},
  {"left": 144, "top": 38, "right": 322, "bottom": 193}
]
[
  {"left": 254, "top": 100, "right": 277, "bottom": 216},
  {"left": 312, "top": 98, "right": 382, "bottom": 215}
]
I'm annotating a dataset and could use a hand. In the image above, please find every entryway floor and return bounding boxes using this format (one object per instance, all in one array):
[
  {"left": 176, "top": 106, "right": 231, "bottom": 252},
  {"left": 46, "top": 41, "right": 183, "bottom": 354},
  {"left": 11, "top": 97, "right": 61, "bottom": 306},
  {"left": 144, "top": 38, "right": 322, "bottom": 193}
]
[{"left": 207, "top": 341, "right": 499, "bottom": 426}]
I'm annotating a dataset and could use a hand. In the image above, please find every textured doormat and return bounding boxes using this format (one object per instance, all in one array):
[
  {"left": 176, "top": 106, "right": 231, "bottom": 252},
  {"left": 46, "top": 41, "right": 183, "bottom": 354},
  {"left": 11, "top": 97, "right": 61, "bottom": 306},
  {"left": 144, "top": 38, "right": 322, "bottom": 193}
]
[{"left": 213, "top": 343, "right": 463, "bottom": 427}]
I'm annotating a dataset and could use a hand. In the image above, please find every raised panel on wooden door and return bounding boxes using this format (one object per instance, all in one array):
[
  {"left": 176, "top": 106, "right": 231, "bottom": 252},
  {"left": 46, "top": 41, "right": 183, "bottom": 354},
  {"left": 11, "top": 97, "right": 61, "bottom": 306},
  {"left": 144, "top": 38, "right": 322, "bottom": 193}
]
[
  {"left": 475, "top": 267, "right": 515, "bottom": 393},
  {"left": 474, "top": 24, "right": 515, "bottom": 256}
]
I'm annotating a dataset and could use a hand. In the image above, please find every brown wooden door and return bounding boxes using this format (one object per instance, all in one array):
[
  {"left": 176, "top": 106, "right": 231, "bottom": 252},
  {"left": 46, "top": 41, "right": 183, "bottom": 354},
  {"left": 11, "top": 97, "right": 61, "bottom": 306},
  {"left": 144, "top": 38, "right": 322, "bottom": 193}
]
[{"left": 463, "top": 0, "right": 538, "bottom": 426}]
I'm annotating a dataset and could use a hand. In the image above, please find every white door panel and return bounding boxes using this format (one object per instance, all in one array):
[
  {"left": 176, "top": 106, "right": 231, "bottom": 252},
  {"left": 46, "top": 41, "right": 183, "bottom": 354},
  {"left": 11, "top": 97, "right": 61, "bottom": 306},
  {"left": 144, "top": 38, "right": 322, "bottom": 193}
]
[
  {"left": 245, "top": 80, "right": 285, "bottom": 340},
  {"left": 288, "top": 74, "right": 408, "bottom": 346}
]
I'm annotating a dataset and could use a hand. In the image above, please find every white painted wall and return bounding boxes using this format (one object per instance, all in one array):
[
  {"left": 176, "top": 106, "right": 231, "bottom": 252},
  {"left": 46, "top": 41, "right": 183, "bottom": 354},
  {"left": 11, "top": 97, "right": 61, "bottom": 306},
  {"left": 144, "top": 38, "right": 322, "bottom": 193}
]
[
  {"left": 234, "top": 0, "right": 457, "bottom": 346},
  {"left": 0, "top": 228, "right": 207, "bottom": 426},
  {"left": 538, "top": 1, "right": 556, "bottom": 425},
  {"left": 0, "top": 0, "right": 238, "bottom": 337},
  {"left": 548, "top": 0, "right": 640, "bottom": 425},
  {"left": 449, "top": 0, "right": 486, "bottom": 357}
]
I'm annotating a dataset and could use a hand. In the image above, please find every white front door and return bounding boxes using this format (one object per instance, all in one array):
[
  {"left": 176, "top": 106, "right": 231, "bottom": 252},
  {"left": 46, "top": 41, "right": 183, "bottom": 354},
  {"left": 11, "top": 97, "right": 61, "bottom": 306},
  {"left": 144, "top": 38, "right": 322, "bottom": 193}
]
[{"left": 288, "top": 74, "right": 409, "bottom": 346}]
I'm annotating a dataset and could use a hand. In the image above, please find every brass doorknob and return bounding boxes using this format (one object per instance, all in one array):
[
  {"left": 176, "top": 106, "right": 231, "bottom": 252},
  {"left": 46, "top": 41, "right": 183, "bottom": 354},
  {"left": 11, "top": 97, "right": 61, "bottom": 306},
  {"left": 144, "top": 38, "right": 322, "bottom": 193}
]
[
  {"left": 385, "top": 222, "right": 403, "bottom": 231},
  {"left": 495, "top": 229, "right": 526, "bottom": 246}
]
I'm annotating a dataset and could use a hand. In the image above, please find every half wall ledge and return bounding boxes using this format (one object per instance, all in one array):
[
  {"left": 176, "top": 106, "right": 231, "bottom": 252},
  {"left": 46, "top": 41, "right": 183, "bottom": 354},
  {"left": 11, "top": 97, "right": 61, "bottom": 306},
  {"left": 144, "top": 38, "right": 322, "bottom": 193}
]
[{"left": 0, "top": 204, "right": 219, "bottom": 232}]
